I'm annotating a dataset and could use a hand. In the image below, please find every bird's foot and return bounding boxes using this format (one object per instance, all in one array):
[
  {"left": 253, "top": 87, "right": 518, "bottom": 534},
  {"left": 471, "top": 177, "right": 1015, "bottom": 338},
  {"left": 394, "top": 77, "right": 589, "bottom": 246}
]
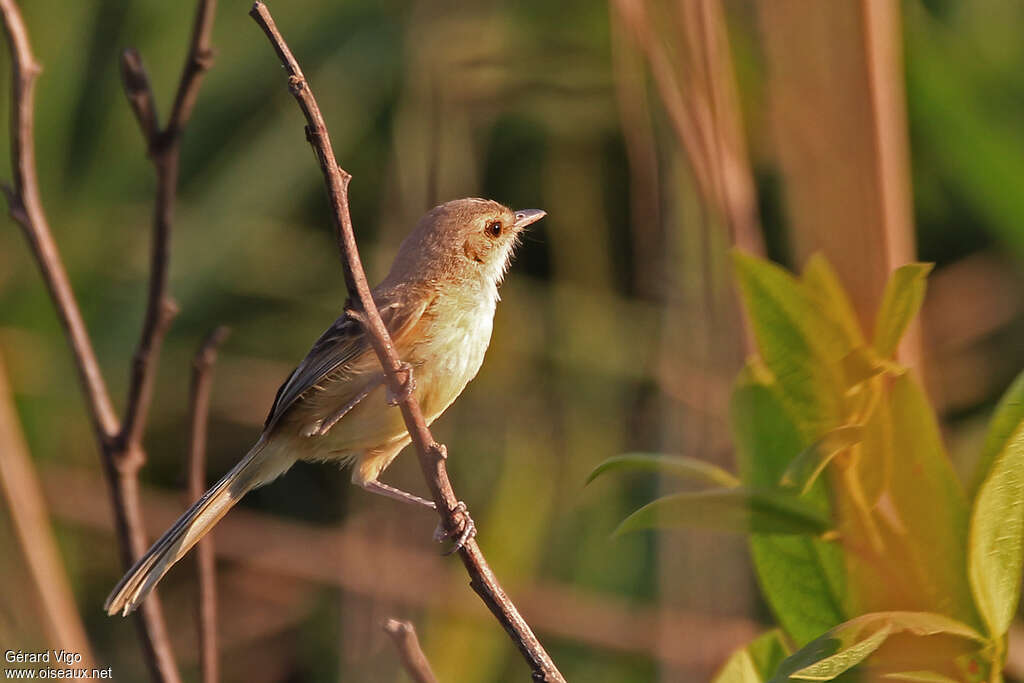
[
  {"left": 386, "top": 362, "right": 416, "bottom": 406},
  {"left": 434, "top": 501, "right": 476, "bottom": 555}
]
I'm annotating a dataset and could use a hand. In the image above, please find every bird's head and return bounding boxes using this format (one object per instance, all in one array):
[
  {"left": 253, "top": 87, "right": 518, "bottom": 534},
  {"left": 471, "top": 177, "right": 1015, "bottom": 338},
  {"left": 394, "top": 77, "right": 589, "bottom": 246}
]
[{"left": 387, "top": 198, "right": 545, "bottom": 291}]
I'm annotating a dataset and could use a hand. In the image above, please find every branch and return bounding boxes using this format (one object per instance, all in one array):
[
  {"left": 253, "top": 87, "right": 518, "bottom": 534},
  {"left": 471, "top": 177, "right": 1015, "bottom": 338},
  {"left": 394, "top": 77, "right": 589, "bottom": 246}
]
[
  {"left": 383, "top": 619, "right": 437, "bottom": 683},
  {"left": 0, "top": 2, "right": 180, "bottom": 681},
  {"left": 0, "top": 0, "right": 119, "bottom": 441},
  {"left": 2, "top": 0, "right": 218, "bottom": 681},
  {"left": 119, "top": 0, "right": 217, "bottom": 453},
  {"left": 188, "top": 326, "right": 230, "bottom": 683},
  {"left": 247, "top": 3, "right": 565, "bottom": 680}
]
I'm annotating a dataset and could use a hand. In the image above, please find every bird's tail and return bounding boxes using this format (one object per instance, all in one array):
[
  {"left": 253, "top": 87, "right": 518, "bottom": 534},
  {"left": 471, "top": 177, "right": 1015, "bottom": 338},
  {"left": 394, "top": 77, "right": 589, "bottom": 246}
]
[{"left": 104, "top": 440, "right": 288, "bottom": 616}]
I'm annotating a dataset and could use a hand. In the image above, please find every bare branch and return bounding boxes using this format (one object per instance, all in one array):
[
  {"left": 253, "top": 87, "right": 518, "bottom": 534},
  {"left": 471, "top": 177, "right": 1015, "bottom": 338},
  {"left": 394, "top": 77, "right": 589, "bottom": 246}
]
[
  {"left": 189, "top": 326, "right": 230, "bottom": 683},
  {"left": 0, "top": 0, "right": 119, "bottom": 441},
  {"left": 120, "top": 48, "right": 160, "bottom": 148},
  {"left": 120, "top": 0, "right": 216, "bottom": 452},
  {"left": 247, "top": 3, "right": 565, "bottom": 680},
  {"left": 383, "top": 619, "right": 437, "bottom": 683},
  {"left": 167, "top": 0, "right": 217, "bottom": 139},
  {"left": 2, "top": 0, "right": 219, "bottom": 680}
]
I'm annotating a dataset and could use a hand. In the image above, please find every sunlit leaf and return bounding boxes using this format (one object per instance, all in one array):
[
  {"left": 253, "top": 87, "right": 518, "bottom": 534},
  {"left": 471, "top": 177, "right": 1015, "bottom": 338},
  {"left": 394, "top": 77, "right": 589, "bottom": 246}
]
[
  {"left": 732, "top": 251, "right": 849, "bottom": 437},
  {"left": 732, "top": 373, "right": 846, "bottom": 644},
  {"left": 781, "top": 425, "right": 864, "bottom": 495},
  {"left": 801, "top": 253, "right": 864, "bottom": 347},
  {"left": 969, "top": 369, "right": 1024, "bottom": 500},
  {"left": 714, "top": 630, "right": 791, "bottom": 683},
  {"left": 967, "top": 418, "right": 1024, "bottom": 638},
  {"left": 872, "top": 263, "right": 933, "bottom": 358},
  {"left": 613, "top": 487, "right": 830, "bottom": 537},
  {"left": 770, "top": 612, "right": 985, "bottom": 682},
  {"left": 587, "top": 453, "right": 739, "bottom": 488}
]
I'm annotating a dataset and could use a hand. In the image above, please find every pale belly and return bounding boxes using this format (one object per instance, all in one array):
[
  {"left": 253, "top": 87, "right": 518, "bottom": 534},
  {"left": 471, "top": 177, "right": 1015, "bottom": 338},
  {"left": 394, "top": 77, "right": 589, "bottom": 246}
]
[{"left": 279, "top": 293, "right": 496, "bottom": 464}]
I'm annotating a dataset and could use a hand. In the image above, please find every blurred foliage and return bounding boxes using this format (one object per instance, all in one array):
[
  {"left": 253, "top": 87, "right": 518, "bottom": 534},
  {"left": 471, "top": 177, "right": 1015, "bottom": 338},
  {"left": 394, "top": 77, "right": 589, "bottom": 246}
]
[
  {"left": 0, "top": 0, "right": 1022, "bottom": 681},
  {"left": 593, "top": 255, "right": 1024, "bottom": 681}
]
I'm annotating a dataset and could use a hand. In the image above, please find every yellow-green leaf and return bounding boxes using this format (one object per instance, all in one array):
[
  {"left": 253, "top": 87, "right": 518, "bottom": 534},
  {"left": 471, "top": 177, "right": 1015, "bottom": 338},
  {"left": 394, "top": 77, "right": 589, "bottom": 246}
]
[
  {"left": 770, "top": 612, "right": 985, "bottom": 682},
  {"left": 872, "top": 263, "right": 933, "bottom": 358},
  {"left": 613, "top": 487, "right": 830, "bottom": 537},
  {"left": 968, "top": 418, "right": 1024, "bottom": 638},
  {"left": 587, "top": 453, "right": 739, "bottom": 488},
  {"left": 732, "top": 251, "right": 849, "bottom": 437},
  {"left": 781, "top": 425, "right": 864, "bottom": 495},
  {"left": 801, "top": 253, "right": 864, "bottom": 347},
  {"left": 969, "top": 369, "right": 1024, "bottom": 500}
]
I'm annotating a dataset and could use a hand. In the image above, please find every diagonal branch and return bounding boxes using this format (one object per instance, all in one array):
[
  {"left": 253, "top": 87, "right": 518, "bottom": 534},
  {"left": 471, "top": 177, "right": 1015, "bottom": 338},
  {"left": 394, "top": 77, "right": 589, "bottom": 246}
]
[
  {"left": 188, "top": 326, "right": 230, "bottom": 683},
  {"left": 248, "top": 3, "right": 565, "bottom": 681},
  {"left": 383, "top": 619, "right": 437, "bottom": 683}
]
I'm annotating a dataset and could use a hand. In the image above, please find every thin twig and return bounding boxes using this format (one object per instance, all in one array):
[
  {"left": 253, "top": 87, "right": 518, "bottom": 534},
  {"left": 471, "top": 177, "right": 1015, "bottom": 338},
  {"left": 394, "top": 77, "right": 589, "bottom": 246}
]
[
  {"left": 383, "top": 619, "right": 438, "bottom": 683},
  {"left": 247, "top": 3, "right": 565, "bottom": 680},
  {"left": 121, "top": 48, "right": 159, "bottom": 146},
  {"left": 0, "top": 2, "right": 181, "bottom": 681},
  {"left": 1, "top": 0, "right": 218, "bottom": 680},
  {"left": 120, "top": 0, "right": 216, "bottom": 453},
  {"left": 0, "top": 0, "right": 119, "bottom": 441},
  {"left": 0, "top": 354, "right": 95, "bottom": 667},
  {"left": 188, "top": 326, "right": 230, "bottom": 683}
]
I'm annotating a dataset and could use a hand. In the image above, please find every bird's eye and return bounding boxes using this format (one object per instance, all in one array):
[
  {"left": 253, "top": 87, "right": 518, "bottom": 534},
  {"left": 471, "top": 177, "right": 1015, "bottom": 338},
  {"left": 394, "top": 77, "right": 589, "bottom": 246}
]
[{"left": 485, "top": 220, "right": 502, "bottom": 238}]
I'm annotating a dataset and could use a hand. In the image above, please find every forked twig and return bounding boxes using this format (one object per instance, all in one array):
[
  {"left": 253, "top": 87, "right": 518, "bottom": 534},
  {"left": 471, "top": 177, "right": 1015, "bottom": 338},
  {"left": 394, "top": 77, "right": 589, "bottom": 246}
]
[
  {"left": 247, "top": 3, "right": 564, "bottom": 680},
  {"left": 0, "top": 0, "right": 218, "bottom": 680}
]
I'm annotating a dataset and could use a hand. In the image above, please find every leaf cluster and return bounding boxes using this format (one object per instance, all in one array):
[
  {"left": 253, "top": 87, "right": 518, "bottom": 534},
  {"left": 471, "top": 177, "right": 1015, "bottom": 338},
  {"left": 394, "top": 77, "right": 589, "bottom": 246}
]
[{"left": 590, "top": 253, "right": 1024, "bottom": 681}]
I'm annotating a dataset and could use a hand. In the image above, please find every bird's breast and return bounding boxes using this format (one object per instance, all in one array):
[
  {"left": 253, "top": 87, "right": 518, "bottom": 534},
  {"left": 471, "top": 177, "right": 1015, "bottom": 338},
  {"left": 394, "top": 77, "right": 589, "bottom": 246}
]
[{"left": 411, "top": 292, "right": 496, "bottom": 422}]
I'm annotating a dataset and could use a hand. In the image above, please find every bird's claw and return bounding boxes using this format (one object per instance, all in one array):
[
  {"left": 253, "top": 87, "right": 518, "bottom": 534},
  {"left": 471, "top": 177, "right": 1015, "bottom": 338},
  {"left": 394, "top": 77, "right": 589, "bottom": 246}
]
[
  {"left": 434, "top": 501, "right": 476, "bottom": 555},
  {"left": 386, "top": 362, "right": 416, "bottom": 406}
]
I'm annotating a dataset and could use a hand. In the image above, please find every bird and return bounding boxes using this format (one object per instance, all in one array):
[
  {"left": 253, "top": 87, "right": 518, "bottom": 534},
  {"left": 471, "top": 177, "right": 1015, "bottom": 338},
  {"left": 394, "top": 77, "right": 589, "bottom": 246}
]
[{"left": 104, "top": 197, "right": 546, "bottom": 617}]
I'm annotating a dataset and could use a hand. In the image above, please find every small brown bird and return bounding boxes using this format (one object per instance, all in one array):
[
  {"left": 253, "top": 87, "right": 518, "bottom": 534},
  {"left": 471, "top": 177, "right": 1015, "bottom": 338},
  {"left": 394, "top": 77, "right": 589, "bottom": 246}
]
[{"left": 105, "top": 198, "right": 545, "bottom": 616}]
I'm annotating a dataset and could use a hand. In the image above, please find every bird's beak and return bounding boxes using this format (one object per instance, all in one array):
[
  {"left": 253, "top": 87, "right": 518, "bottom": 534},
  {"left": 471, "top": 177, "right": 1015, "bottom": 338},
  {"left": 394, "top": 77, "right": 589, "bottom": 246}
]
[{"left": 513, "top": 209, "right": 546, "bottom": 231}]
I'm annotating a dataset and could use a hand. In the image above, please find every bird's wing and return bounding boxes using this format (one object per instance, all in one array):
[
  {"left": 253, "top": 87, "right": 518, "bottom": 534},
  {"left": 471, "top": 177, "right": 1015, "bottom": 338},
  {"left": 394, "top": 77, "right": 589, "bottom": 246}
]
[{"left": 263, "top": 291, "right": 431, "bottom": 431}]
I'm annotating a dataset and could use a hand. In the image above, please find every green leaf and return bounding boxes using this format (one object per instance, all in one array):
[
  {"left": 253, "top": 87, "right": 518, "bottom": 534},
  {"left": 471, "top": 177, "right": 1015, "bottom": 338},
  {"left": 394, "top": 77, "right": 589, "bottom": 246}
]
[
  {"left": 967, "top": 418, "right": 1024, "bottom": 638},
  {"left": 872, "top": 263, "right": 933, "bottom": 358},
  {"left": 969, "top": 369, "right": 1024, "bottom": 500},
  {"left": 781, "top": 425, "right": 864, "bottom": 495},
  {"left": 731, "top": 374, "right": 846, "bottom": 644},
  {"left": 801, "top": 253, "right": 864, "bottom": 347},
  {"left": 587, "top": 453, "right": 739, "bottom": 488},
  {"left": 714, "top": 630, "right": 791, "bottom": 683},
  {"left": 614, "top": 487, "right": 830, "bottom": 537},
  {"left": 770, "top": 612, "right": 985, "bottom": 682},
  {"left": 732, "top": 251, "right": 849, "bottom": 437}
]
